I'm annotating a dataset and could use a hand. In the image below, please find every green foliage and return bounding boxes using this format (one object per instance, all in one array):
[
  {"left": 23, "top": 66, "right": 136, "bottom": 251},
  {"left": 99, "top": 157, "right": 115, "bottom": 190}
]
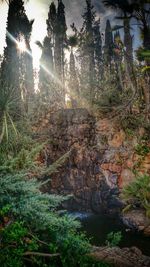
[
  {"left": 0, "top": 121, "right": 112, "bottom": 267},
  {"left": 0, "top": 220, "right": 29, "bottom": 267},
  {"left": 136, "top": 48, "right": 150, "bottom": 62},
  {"left": 0, "top": 119, "right": 34, "bottom": 165},
  {"left": 0, "top": 83, "right": 19, "bottom": 145},
  {"left": 0, "top": 142, "right": 93, "bottom": 267},
  {"left": 0, "top": 201, "right": 111, "bottom": 267},
  {"left": 135, "top": 143, "right": 150, "bottom": 156},
  {"left": 41, "top": 150, "right": 71, "bottom": 184},
  {"left": 105, "top": 232, "right": 122, "bottom": 247},
  {"left": 0, "top": 169, "right": 92, "bottom": 266},
  {"left": 0, "top": 142, "right": 45, "bottom": 172},
  {"left": 120, "top": 114, "right": 143, "bottom": 131},
  {"left": 57, "top": 232, "right": 90, "bottom": 267},
  {"left": 122, "top": 204, "right": 132, "bottom": 214},
  {"left": 78, "top": 256, "right": 112, "bottom": 267},
  {"left": 93, "top": 74, "right": 123, "bottom": 112},
  {"left": 0, "top": 172, "right": 72, "bottom": 230},
  {"left": 122, "top": 174, "right": 150, "bottom": 217},
  {"left": 125, "top": 128, "right": 134, "bottom": 137},
  {"left": 68, "top": 34, "right": 78, "bottom": 47},
  {"left": 141, "top": 66, "right": 150, "bottom": 73},
  {"left": 0, "top": 204, "right": 11, "bottom": 216}
]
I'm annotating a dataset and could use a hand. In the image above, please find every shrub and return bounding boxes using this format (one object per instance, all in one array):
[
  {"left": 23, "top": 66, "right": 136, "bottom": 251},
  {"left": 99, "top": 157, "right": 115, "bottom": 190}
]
[
  {"left": 105, "top": 232, "right": 122, "bottom": 247},
  {"left": 122, "top": 174, "right": 150, "bottom": 218},
  {"left": 135, "top": 143, "right": 150, "bottom": 157},
  {"left": 120, "top": 114, "right": 143, "bottom": 131}
]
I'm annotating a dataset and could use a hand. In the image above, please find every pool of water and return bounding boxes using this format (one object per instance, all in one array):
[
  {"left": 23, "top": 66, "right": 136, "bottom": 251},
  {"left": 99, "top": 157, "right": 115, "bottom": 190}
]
[{"left": 70, "top": 212, "right": 150, "bottom": 256}]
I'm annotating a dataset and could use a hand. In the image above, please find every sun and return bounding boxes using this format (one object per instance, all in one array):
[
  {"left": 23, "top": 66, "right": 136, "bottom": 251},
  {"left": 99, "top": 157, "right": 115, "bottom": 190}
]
[{"left": 17, "top": 40, "right": 26, "bottom": 52}]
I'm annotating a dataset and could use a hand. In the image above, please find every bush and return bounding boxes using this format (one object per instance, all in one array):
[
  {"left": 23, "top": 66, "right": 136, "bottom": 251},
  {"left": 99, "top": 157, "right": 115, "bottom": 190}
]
[
  {"left": 122, "top": 174, "right": 150, "bottom": 218},
  {"left": 0, "top": 147, "right": 113, "bottom": 267},
  {"left": 0, "top": 171, "right": 90, "bottom": 266},
  {"left": 135, "top": 143, "right": 150, "bottom": 157},
  {"left": 120, "top": 114, "right": 143, "bottom": 131},
  {"left": 0, "top": 202, "right": 111, "bottom": 267},
  {"left": 105, "top": 232, "right": 122, "bottom": 247}
]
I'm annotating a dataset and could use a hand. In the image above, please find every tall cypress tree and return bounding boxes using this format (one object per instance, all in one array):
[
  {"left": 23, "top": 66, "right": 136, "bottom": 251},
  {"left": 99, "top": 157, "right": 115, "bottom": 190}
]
[
  {"left": 68, "top": 35, "right": 79, "bottom": 106},
  {"left": 47, "top": 2, "right": 57, "bottom": 45},
  {"left": 104, "top": 19, "right": 114, "bottom": 69},
  {"left": 80, "top": 0, "right": 96, "bottom": 104},
  {"left": 54, "top": 0, "right": 67, "bottom": 82},
  {"left": 37, "top": 0, "right": 67, "bottom": 109},
  {"left": 124, "top": 17, "right": 133, "bottom": 76},
  {"left": 1, "top": 0, "right": 24, "bottom": 96},
  {"left": 93, "top": 19, "right": 103, "bottom": 82},
  {"left": 38, "top": 36, "right": 54, "bottom": 103},
  {"left": 1, "top": 0, "right": 34, "bottom": 115},
  {"left": 114, "top": 30, "right": 124, "bottom": 91},
  {"left": 21, "top": 18, "right": 34, "bottom": 112},
  {"left": 103, "top": 1, "right": 134, "bottom": 77}
]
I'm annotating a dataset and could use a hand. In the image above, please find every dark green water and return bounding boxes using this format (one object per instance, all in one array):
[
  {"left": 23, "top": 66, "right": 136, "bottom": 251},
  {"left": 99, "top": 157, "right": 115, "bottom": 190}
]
[{"left": 72, "top": 213, "right": 150, "bottom": 256}]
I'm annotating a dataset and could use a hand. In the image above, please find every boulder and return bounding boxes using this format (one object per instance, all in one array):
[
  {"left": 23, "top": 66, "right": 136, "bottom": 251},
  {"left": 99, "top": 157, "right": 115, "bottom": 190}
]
[
  {"left": 108, "top": 130, "right": 126, "bottom": 148},
  {"left": 90, "top": 246, "right": 150, "bottom": 267},
  {"left": 122, "top": 209, "right": 150, "bottom": 232}
]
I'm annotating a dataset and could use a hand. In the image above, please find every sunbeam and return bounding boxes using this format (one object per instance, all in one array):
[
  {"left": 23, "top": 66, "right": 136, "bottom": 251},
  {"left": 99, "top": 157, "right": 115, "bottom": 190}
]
[
  {"left": 17, "top": 39, "right": 26, "bottom": 52},
  {"left": 6, "top": 30, "right": 65, "bottom": 91}
]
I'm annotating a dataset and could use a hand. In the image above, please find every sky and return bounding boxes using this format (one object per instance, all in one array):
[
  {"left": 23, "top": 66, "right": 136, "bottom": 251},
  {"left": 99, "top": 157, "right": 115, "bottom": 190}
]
[{"left": 0, "top": 0, "right": 139, "bottom": 67}]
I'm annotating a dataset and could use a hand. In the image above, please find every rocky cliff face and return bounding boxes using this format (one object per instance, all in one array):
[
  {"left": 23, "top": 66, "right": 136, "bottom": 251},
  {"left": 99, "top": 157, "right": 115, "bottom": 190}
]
[{"left": 32, "top": 108, "right": 150, "bottom": 214}]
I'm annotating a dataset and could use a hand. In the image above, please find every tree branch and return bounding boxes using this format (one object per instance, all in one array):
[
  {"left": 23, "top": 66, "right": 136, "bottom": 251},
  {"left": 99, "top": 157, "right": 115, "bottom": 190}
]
[{"left": 23, "top": 252, "right": 60, "bottom": 257}]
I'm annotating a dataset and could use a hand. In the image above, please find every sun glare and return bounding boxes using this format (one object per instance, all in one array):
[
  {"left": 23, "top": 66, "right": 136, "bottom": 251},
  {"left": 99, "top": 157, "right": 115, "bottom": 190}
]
[{"left": 17, "top": 40, "right": 26, "bottom": 52}]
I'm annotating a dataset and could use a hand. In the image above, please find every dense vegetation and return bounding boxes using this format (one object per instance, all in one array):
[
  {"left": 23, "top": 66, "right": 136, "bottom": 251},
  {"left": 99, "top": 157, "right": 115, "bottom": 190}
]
[
  {"left": 123, "top": 174, "right": 150, "bottom": 217},
  {"left": 0, "top": 128, "right": 113, "bottom": 266},
  {"left": 0, "top": 0, "right": 150, "bottom": 266}
]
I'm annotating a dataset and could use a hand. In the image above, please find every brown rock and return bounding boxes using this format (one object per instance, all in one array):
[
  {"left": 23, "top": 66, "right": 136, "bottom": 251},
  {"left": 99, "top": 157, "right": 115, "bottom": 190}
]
[
  {"left": 126, "top": 159, "right": 134, "bottom": 169},
  {"left": 139, "top": 127, "right": 145, "bottom": 137},
  {"left": 90, "top": 246, "right": 150, "bottom": 267},
  {"left": 122, "top": 209, "right": 150, "bottom": 232},
  {"left": 101, "top": 163, "right": 121, "bottom": 173},
  {"left": 108, "top": 130, "right": 126, "bottom": 148},
  {"left": 120, "top": 169, "right": 135, "bottom": 188},
  {"left": 144, "top": 226, "right": 150, "bottom": 236},
  {"left": 140, "top": 153, "right": 150, "bottom": 174},
  {"left": 96, "top": 119, "right": 114, "bottom": 134}
]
